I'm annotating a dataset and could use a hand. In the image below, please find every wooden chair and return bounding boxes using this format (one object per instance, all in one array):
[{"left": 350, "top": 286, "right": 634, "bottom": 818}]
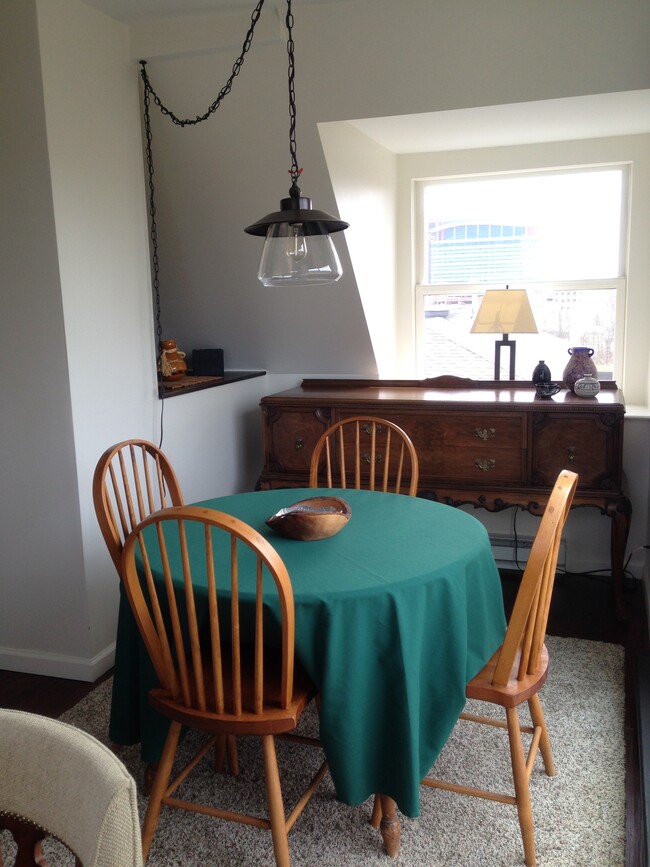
[
  {"left": 0, "top": 709, "right": 142, "bottom": 867},
  {"left": 93, "top": 441, "right": 238, "bottom": 778},
  {"left": 121, "top": 505, "right": 328, "bottom": 866},
  {"left": 92, "top": 439, "right": 184, "bottom": 576},
  {"left": 309, "top": 415, "right": 419, "bottom": 496},
  {"left": 418, "top": 468, "right": 579, "bottom": 867}
]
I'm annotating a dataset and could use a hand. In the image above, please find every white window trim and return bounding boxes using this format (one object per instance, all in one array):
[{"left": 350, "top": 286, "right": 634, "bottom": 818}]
[{"left": 411, "top": 163, "right": 629, "bottom": 382}]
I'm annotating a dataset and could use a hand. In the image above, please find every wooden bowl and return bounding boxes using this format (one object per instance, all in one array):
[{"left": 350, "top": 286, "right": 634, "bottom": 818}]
[{"left": 266, "top": 496, "right": 351, "bottom": 541}]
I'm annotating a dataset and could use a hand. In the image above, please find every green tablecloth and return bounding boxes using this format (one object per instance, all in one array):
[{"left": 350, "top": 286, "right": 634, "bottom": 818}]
[{"left": 109, "top": 488, "right": 506, "bottom": 817}]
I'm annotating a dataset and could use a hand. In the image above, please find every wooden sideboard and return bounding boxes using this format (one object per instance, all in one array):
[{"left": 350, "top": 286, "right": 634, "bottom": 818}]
[{"left": 259, "top": 377, "right": 631, "bottom": 620}]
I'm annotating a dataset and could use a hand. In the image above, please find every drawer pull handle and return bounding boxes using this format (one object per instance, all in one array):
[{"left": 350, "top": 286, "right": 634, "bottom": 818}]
[
  {"left": 475, "top": 458, "right": 496, "bottom": 472},
  {"left": 362, "top": 423, "right": 382, "bottom": 435},
  {"left": 475, "top": 427, "right": 496, "bottom": 441},
  {"left": 294, "top": 437, "right": 304, "bottom": 451},
  {"left": 567, "top": 446, "right": 576, "bottom": 463},
  {"left": 364, "top": 452, "right": 384, "bottom": 465}
]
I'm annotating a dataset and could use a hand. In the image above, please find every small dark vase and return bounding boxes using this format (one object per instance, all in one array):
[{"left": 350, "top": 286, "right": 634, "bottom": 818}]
[
  {"left": 532, "top": 360, "right": 551, "bottom": 384},
  {"left": 562, "top": 346, "right": 598, "bottom": 393}
]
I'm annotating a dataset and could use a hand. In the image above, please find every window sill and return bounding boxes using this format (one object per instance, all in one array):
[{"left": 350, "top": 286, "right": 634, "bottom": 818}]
[{"left": 159, "top": 370, "right": 265, "bottom": 399}]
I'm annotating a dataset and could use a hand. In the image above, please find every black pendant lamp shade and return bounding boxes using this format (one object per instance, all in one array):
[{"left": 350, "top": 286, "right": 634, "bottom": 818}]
[{"left": 245, "top": 191, "right": 349, "bottom": 237}]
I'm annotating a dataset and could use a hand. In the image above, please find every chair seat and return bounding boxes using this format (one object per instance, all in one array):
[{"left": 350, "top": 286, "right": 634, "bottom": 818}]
[
  {"left": 149, "top": 650, "right": 318, "bottom": 736},
  {"left": 466, "top": 643, "right": 549, "bottom": 708}
]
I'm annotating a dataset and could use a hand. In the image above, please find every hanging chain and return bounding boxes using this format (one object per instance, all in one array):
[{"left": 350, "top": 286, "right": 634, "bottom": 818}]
[
  {"left": 139, "top": 0, "right": 266, "bottom": 127},
  {"left": 285, "top": 0, "right": 302, "bottom": 192},
  {"left": 142, "top": 73, "right": 163, "bottom": 351},
  {"left": 139, "top": 0, "right": 269, "bottom": 371}
]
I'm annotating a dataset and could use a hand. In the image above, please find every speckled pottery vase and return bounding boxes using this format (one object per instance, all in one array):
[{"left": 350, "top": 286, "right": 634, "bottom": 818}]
[
  {"left": 562, "top": 346, "right": 598, "bottom": 393},
  {"left": 574, "top": 373, "right": 601, "bottom": 397}
]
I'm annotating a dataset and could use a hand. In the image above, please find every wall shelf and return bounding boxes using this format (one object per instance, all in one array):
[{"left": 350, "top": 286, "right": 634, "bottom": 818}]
[{"left": 160, "top": 370, "right": 265, "bottom": 399}]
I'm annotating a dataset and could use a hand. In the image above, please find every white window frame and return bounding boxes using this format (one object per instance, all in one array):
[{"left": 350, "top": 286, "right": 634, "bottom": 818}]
[{"left": 412, "top": 165, "right": 629, "bottom": 381}]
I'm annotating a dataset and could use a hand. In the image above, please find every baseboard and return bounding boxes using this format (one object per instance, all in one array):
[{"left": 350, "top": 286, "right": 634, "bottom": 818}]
[
  {"left": 0, "top": 642, "right": 115, "bottom": 683},
  {"left": 489, "top": 532, "right": 567, "bottom": 569}
]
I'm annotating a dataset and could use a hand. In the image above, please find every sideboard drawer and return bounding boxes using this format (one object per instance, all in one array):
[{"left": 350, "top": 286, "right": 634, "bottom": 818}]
[
  {"left": 263, "top": 407, "right": 330, "bottom": 474},
  {"left": 377, "top": 412, "right": 526, "bottom": 484},
  {"left": 531, "top": 413, "right": 623, "bottom": 490}
]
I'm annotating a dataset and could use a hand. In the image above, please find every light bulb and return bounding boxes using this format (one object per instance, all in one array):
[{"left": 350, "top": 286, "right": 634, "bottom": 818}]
[{"left": 287, "top": 224, "right": 308, "bottom": 262}]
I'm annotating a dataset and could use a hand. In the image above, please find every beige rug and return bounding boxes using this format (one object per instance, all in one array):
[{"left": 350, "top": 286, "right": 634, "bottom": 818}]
[{"left": 14, "top": 635, "right": 626, "bottom": 866}]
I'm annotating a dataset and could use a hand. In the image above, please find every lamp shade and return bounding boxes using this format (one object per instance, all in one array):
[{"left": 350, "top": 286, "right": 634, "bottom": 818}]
[
  {"left": 245, "top": 192, "right": 349, "bottom": 287},
  {"left": 470, "top": 289, "right": 538, "bottom": 335}
]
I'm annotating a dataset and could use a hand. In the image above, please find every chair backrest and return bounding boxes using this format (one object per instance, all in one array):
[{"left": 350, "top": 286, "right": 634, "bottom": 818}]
[
  {"left": 93, "top": 439, "right": 184, "bottom": 575},
  {"left": 0, "top": 709, "right": 142, "bottom": 867},
  {"left": 492, "top": 469, "right": 579, "bottom": 687},
  {"left": 309, "top": 415, "right": 419, "bottom": 496},
  {"left": 121, "top": 506, "right": 296, "bottom": 719}
]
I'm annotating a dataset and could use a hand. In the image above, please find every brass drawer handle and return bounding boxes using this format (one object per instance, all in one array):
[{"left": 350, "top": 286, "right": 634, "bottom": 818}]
[
  {"left": 364, "top": 452, "right": 384, "bottom": 465},
  {"left": 475, "top": 427, "right": 496, "bottom": 441},
  {"left": 362, "top": 423, "right": 382, "bottom": 435},
  {"left": 567, "top": 446, "right": 576, "bottom": 462},
  {"left": 294, "top": 437, "right": 304, "bottom": 451},
  {"left": 475, "top": 458, "right": 496, "bottom": 472}
]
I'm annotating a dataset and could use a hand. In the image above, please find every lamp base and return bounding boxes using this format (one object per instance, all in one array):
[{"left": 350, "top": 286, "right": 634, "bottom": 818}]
[{"left": 494, "top": 335, "right": 516, "bottom": 380}]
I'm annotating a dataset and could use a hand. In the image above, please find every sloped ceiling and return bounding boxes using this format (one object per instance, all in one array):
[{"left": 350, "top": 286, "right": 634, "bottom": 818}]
[{"left": 81, "top": 0, "right": 351, "bottom": 22}]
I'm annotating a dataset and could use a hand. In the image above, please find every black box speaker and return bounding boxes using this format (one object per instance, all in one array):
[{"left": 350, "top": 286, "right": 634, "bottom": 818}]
[{"left": 192, "top": 349, "right": 224, "bottom": 377}]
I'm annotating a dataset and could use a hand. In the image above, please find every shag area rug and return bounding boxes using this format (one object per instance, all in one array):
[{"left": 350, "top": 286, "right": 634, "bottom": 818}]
[{"left": 17, "top": 636, "right": 627, "bottom": 866}]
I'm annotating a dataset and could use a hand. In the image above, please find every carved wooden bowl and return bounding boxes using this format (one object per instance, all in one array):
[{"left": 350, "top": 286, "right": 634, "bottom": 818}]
[{"left": 266, "top": 496, "right": 352, "bottom": 541}]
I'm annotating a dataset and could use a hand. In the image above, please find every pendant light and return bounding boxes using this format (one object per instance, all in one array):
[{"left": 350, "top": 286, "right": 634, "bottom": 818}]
[{"left": 244, "top": 0, "right": 349, "bottom": 286}]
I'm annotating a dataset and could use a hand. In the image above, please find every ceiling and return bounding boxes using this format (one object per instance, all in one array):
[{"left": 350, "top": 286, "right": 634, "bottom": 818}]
[
  {"left": 348, "top": 90, "right": 650, "bottom": 154},
  {"left": 81, "top": 0, "right": 345, "bottom": 22},
  {"left": 80, "top": 0, "right": 650, "bottom": 153}
]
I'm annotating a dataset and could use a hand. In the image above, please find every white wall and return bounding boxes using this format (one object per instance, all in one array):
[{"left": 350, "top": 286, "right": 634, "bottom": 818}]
[
  {"left": 319, "top": 121, "right": 397, "bottom": 377},
  {"left": 0, "top": 1, "right": 90, "bottom": 675},
  {"left": 0, "top": 0, "right": 162, "bottom": 679}
]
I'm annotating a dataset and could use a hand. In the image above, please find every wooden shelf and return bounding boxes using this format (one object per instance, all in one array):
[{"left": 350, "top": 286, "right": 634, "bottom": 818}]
[{"left": 159, "top": 370, "right": 265, "bottom": 398}]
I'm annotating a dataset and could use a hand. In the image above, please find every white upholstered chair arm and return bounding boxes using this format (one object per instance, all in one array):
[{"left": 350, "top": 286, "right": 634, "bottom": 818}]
[{"left": 0, "top": 709, "right": 142, "bottom": 867}]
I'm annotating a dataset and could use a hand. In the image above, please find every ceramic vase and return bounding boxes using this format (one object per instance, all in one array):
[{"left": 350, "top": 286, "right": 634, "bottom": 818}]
[
  {"left": 574, "top": 373, "right": 601, "bottom": 398},
  {"left": 562, "top": 346, "right": 598, "bottom": 393},
  {"left": 532, "top": 360, "right": 551, "bottom": 384}
]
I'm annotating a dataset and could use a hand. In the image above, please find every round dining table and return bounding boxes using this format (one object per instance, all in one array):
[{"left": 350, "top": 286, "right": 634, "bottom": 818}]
[{"left": 109, "top": 487, "right": 506, "bottom": 824}]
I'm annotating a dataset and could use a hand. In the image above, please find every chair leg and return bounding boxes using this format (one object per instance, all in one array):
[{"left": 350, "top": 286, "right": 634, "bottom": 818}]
[
  {"left": 214, "top": 734, "right": 227, "bottom": 773},
  {"left": 227, "top": 735, "right": 239, "bottom": 776},
  {"left": 141, "top": 721, "right": 182, "bottom": 862},
  {"left": 506, "top": 707, "right": 537, "bottom": 867},
  {"left": 528, "top": 694, "right": 555, "bottom": 776},
  {"left": 261, "top": 734, "right": 290, "bottom": 867},
  {"left": 214, "top": 735, "right": 239, "bottom": 776}
]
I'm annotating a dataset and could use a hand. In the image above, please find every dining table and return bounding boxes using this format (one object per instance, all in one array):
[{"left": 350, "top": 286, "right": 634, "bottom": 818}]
[{"left": 108, "top": 487, "right": 507, "bottom": 855}]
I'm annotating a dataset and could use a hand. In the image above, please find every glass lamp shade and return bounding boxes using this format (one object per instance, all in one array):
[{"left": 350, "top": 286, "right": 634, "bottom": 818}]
[{"left": 257, "top": 222, "right": 343, "bottom": 287}]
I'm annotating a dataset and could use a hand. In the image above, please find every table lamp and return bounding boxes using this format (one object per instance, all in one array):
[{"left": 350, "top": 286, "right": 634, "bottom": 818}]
[{"left": 470, "top": 287, "right": 538, "bottom": 380}]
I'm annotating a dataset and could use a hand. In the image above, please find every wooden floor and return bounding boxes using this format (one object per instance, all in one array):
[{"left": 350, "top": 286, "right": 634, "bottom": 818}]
[{"left": 1, "top": 568, "right": 648, "bottom": 865}]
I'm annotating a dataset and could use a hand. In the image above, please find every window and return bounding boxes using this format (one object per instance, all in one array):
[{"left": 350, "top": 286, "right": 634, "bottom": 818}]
[{"left": 415, "top": 167, "right": 627, "bottom": 381}]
